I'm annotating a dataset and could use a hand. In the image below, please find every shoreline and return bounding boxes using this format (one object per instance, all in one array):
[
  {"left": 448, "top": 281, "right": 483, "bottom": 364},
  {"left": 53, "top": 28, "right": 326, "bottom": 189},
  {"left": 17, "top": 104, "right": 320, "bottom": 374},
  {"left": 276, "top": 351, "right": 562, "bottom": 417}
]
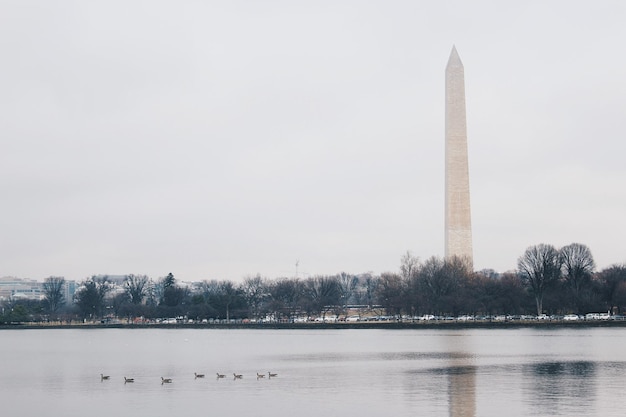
[{"left": 2, "top": 320, "right": 626, "bottom": 330}]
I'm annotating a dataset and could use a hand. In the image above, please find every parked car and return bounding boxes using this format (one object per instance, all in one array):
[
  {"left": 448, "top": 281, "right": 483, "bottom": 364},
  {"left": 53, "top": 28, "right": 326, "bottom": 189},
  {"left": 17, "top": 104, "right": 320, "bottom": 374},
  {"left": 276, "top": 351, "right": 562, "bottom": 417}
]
[
  {"left": 324, "top": 315, "right": 338, "bottom": 323},
  {"left": 563, "top": 314, "right": 579, "bottom": 321}
]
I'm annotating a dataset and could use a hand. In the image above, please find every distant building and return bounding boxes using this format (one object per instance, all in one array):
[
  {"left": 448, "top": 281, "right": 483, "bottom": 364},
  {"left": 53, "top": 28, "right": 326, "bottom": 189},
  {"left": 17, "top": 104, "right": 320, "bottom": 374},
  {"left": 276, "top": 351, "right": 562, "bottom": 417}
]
[
  {"left": 92, "top": 274, "right": 127, "bottom": 285},
  {"left": 63, "top": 280, "right": 78, "bottom": 303},
  {"left": 84, "top": 275, "right": 127, "bottom": 299},
  {"left": 0, "top": 276, "right": 77, "bottom": 303},
  {"left": 0, "top": 276, "right": 43, "bottom": 301}
]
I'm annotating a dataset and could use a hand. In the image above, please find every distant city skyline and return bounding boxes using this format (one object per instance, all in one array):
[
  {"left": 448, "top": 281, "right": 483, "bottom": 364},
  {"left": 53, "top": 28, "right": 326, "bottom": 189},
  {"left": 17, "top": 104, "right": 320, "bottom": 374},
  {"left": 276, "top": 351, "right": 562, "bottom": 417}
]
[{"left": 1, "top": 1, "right": 626, "bottom": 282}]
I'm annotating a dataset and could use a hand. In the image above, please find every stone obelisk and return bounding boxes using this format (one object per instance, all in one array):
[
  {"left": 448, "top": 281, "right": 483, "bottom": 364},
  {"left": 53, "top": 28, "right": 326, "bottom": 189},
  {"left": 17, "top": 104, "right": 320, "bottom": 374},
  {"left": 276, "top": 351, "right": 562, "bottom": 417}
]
[{"left": 445, "top": 46, "right": 473, "bottom": 268}]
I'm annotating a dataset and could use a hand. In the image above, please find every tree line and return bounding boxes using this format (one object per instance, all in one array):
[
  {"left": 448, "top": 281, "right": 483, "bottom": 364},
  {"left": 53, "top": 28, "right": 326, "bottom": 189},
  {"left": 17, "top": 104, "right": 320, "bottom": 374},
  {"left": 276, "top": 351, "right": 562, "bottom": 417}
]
[{"left": 2, "top": 242, "right": 626, "bottom": 324}]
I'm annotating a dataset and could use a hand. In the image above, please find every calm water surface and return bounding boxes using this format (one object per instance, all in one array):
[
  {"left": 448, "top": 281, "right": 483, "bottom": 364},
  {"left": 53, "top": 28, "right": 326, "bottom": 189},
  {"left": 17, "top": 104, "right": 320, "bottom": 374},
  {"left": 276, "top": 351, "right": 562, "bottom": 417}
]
[{"left": 1, "top": 327, "right": 625, "bottom": 416}]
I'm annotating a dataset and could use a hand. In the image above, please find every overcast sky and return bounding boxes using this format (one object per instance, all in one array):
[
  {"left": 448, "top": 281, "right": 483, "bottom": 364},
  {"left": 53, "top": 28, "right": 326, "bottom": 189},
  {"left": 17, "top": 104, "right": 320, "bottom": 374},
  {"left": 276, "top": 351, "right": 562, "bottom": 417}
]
[{"left": 1, "top": 1, "right": 625, "bottom": 282}]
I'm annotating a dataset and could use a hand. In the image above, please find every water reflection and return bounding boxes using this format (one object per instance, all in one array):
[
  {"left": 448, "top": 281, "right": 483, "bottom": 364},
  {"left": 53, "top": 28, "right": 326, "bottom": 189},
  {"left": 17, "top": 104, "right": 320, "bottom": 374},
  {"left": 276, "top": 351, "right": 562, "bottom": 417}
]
[
  {"left": 444, "top": 334, "right": 476, "bottom": 417},
  {"left": 4, "top": 329, "right": 626, "bottom": 417},
  {"left": 415, "top": 351, "right": 476, "bottom": 415},
  {"left": 525, "top": 361, "right": 596, "bottom": 416},
  {"left": 448, "top": 364, "right": 476, "bottom": 417}
]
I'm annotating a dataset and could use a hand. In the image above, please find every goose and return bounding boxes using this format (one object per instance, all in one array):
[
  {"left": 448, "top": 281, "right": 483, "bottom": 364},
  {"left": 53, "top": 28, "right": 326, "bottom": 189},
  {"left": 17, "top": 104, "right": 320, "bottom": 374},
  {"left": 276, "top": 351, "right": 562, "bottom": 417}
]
[
  {"left": 233, "top": 373, "right": 243, "bottom": 379},
  {"left": 161, "top": 377, "right": 173, "bottom": 384},
  {"left": 194, "top": 372, "right": 205, "bottom": 379},
  {"left": 268, "top": 372, "right": 278, "bottom": 378},
  {"left": 124, "top": 377, "right": 134, "bottom": 383},
  {"left": 100, "top": 373, "right": 110, "bottom": 380},
  {"left": 216, "top": 373, "right": 226, "bottom": 379},
  {"left": 256, "top": 373, "right": 265, "bottom": 379}
]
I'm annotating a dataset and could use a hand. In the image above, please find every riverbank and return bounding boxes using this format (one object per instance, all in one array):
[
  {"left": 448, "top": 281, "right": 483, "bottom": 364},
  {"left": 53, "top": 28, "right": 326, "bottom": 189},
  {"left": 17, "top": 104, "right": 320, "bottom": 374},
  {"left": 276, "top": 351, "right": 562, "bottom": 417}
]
[{"left": 3, "top": 320, "right": 626, "bottom": 330}]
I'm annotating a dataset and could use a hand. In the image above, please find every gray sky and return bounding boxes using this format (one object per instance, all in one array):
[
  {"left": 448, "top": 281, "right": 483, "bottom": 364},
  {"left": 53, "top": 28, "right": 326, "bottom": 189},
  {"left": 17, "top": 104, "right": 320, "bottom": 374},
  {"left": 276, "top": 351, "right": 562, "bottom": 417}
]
[{"left": 1, "top": 1, "right": 625, "bottom": 282}]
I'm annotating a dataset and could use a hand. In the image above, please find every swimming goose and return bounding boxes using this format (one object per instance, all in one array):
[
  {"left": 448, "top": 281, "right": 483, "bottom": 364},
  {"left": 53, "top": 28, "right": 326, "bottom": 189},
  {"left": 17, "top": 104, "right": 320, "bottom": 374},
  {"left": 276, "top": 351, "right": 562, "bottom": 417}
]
[
  {"left": 256, "top": 373, "right": 265, "bottom": 379},
  {"left": 124, "top": 377, "right": 134, "bottom": 383},
  {"left": 233, "top": 373, "right": 243, "bottom": 379},
  {"left": 161, "top": 377, "right": 173, "bottom": 384},
  {"left": 216, "top": 373, "right": 226, "bottom": 379},
  {"left": 268, "top": 372, "right": 278, "bottom": 378},
  {"left": 100, "top": 373, "right": 110, "bottom": 380},
  {"left": 194, "top": 372, "right": 205, "bottom": 379}
]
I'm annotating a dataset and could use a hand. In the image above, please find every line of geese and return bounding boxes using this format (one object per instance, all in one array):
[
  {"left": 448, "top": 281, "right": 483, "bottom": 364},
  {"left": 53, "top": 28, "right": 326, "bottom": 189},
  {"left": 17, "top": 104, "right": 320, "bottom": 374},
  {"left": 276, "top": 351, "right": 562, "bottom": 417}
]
[{"left": 101, "top": 372, "right": 278, "bottom": 383}]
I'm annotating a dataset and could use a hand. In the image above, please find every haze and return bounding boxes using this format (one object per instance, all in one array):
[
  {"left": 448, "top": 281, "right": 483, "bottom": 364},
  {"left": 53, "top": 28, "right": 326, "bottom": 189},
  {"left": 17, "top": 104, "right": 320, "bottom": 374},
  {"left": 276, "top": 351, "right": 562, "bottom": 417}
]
[{"left": 1, "top": 1, "right": 625, "bottom": 282}]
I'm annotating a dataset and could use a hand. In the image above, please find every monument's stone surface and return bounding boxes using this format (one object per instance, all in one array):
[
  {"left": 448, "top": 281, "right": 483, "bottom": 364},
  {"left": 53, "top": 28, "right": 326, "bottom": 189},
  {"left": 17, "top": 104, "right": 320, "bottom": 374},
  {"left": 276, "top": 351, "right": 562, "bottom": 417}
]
[{"left": 445, "top": 46, "right": 473, "bottom": 268}]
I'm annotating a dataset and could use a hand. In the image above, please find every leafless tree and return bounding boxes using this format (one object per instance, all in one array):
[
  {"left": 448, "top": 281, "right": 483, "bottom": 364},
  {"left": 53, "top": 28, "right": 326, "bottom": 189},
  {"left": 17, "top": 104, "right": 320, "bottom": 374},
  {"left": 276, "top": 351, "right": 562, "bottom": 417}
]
[
  {"left": 124, "top": 274, "right": 150, "bottom": 305},
  {"left": 195, "top": 280, "right": 241, "bottom": 320},
  {"left": 267, "top": 278, "right": 304, "bottom": 319},
  {"left": 376, "top": 272, "right": 406, "bottom": 316},
  {"left": 416, "top": 256, "right": 471, "bottom": 315},
  {"left": 560, "top": 243, "right": 595, "bottom": 288},
  {"left": 442, "top": 256, "right": 474, "bottom": 314},
  {"left": 199, "top": 279, "right": 221, "bottom": 300},
  {"left": 517, "top": 244, "right": 562, "bottom": 315},
  {"left": 364, "top": 274, "right": 379, "bottom": 308},
  {"left": 596, "top": 264, "right": 626, "bottom": 313},
  {"left": 337, "top": 272, "right": 358, "bottom": 310},
  {"left": 42, "top": 276, "right": 66, "bottom": 315},
  {"left": 400, "top": 251, "right": 420, "bottom": 282},
  {"left": 241, "top": 274, "right": 267, "bottom": 319},
  {"left": 560, "top": 243, "right": 595, "bottom": 313},
  {"left": 303, "top": 276, "right": 341, "bottom": 318},
  {"left": 219, "top": 281, "right": 240, "bottom": 321},
  {"left": 418, "top": 256, "right": 447, "bottom": 314}
]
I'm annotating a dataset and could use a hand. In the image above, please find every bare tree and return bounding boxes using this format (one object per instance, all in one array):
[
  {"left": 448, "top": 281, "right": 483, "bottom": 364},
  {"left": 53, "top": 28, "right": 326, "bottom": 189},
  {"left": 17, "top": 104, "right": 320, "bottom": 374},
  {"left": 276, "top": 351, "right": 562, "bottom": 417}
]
[
  {"left": 241, "top": 274, "right": 267, "bottom": 319},
  {"left": 441, "top": 255, "right": 474, "bottom": 315},
  {"left": 219, "top": 281, "right": 241, "bottom": 321},
  {"left": 42, "top": 276, "right": 66, "bottom": 315},
  {"left": 418, "top": 256, "right": 447, "bottom": 314},
  {"left": 199, "top": 280, "right": 243, "bottom": 320},
  {"left": 267, "top": 278, "right": 304, "bottom": 319},
  {"left": 337, "top": 272, "right": 358, "bottom": 311},
  {"left": 473, "top": 272, "right": 526, "bottom": 316},
  {"left": 517, "top": 244, "right": 562, "bottom": 315},
  {"left": 199, "top": 279, "right": 221, "bottom": 300},
  {"left": 124, "top": 274, "right": 150, "bottom": 305},
  {"left": 416, "top": 256, "right": 470, "bottom": 315},
  {"left": 363, "top": 274, "right": 379, "bottom": 308},
  {"left": 194, "top": 280, "right": 222, "bottom": 318},
  {"left": 560, "top": 243, "right": 595, "bottom": 313},
  {"left": 376, "top": 272, "right": 406, "bottom": 316},
  {"left": 400, "top": 251, "right": 420, "bottom": 282},
  {"left": 597, "top": 264, "right": 626, "bottom": 313},
  {"left": 303, "top": 276, "right": 341, "bottom": 318}
]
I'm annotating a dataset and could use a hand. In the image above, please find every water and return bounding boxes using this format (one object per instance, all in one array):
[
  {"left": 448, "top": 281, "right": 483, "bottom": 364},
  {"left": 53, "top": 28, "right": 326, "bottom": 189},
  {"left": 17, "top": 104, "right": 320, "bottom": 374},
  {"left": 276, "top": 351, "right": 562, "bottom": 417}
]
[{"left": 1, "top": 327, "right": 625, "bottom": 416}]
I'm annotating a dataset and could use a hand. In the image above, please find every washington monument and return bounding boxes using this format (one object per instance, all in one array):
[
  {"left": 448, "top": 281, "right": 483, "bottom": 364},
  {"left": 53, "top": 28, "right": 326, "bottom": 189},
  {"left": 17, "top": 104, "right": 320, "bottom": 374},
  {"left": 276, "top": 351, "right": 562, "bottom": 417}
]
[{"left": 445, "top": 46, "right": 473, "bottom": 268}]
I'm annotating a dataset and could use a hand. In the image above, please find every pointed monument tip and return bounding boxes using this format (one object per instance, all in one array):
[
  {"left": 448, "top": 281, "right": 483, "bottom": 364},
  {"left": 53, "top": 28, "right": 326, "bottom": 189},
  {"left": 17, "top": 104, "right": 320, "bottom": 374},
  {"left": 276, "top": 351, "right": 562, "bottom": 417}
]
[{"left": 446, "top": 45, "right": 463, "bottom": 68}]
